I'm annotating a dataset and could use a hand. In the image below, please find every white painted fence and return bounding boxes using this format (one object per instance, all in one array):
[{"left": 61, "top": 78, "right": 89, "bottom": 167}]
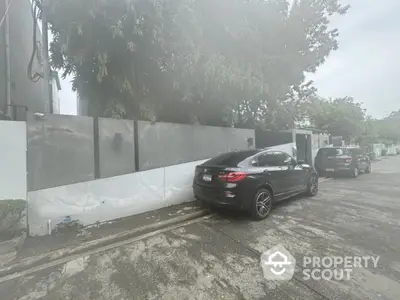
[
  {"left": 28, "top": 159, "right": 207, "bottom": 236},
  {"left": 0, "top": 121, "right": 27, "bottom": 252},
  {"left": 0, "top": 121, "right": 26, "bottom": 201},
  {"left": 28, "top": 142, "right": 299, "bottom": 236}
]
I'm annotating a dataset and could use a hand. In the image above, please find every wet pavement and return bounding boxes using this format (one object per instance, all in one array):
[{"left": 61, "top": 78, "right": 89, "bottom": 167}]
[{"left": 1, "top": 157, "right": 399, "bottom": 299}]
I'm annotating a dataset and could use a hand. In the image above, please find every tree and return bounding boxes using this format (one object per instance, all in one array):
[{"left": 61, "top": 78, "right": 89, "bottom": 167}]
[
  {"left": 375, "top": 110, "right": 400, "bottom": 143},
  {"left": 305, "top": 96, "right": 365, "bottom": 143},
  {"left": 37, "top": 0, "right": 349, "bottom": 128},
  {"left": 198, "top": 0, "right": 349, "bottom": 128},
  {"left": 42, "top": 0, "right": 201, "bottom": 121},
  {"left": 356, "top": 116, "right": 379, "bottom": 145}
]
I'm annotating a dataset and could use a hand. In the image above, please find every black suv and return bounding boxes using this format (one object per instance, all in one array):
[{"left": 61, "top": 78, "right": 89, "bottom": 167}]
[
  {"left": 193, "top": 149, "right": 318, "bottom": 220},
  {"left": 315, "top": 147, "right": 371, "bottom": 178}
]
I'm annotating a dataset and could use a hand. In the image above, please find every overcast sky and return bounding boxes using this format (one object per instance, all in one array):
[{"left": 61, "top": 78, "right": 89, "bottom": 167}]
[
  {"left": 308, "top": 0, "right": 400, "bottom": 118},
  {"left": 58, "top": 0, "right": 400, "bottom": 119}
]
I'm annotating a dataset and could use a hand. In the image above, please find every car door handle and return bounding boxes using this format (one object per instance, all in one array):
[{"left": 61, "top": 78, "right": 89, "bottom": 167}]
[{"left": 263, "top": 170, "right": 271, "bottom": 175}]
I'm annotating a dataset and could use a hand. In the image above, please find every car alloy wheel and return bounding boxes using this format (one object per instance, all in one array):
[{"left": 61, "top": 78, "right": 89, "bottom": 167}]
[
  {"left": 307, "top": 174, "right": 318, "bottom": 197},
  {"left": 252, "top": 189, "right": 272, "bottom": 220}
]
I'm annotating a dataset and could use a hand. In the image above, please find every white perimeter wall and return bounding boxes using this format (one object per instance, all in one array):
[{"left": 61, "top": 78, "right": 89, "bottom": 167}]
[
  {"left": 386, "top": 144, "right": 397, "bottom": 155},
  {"left": 0, "top": 121, "right": 27, "bottom": 201},
  {"left": 373, "top": 144, "right": 382, "bottom": 159},
  {"left": 28, "top": 159, "right": 207, "bottom": 236},
  {"left": 27, "top": 142, "right": 302, "bottom": 236}
]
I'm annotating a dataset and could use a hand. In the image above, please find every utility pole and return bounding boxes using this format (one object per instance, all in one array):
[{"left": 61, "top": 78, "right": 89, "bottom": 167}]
[
  {"left": 3, "top": 0, "right": 12, "bottom": 116},
  {"left": 41, "top": 1, "right": 53, "bottom": 113}
]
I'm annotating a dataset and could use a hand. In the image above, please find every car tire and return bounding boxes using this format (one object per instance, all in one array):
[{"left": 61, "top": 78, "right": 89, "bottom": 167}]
[
  {"left": 251, "top": 188, "right": 273, "bottom": 221},
  {"left": 306, "top": 174, "right": 319, "bottom": 197},
  {"left": 365, "top": 163, "right": 371, "bottom": 174},
  {"left": 351, "top": 167, "right": 359, "bottom": 178}
]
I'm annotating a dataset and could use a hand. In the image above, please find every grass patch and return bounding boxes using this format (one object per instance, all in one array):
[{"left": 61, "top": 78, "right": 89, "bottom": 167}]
[{"left": 0, "top": 200, "right": 27, "bottom": 241}]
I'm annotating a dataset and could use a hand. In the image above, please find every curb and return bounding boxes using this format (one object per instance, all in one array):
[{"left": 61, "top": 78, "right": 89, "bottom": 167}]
[
  {"left": 318, "top": 177, "right": 332, "bottom": 183},
  {"left": 0, "top": 235, "right": 25, "bottom": 256},
  {"left": 0, "top": 209, "right": 209, "bottom": 279}
]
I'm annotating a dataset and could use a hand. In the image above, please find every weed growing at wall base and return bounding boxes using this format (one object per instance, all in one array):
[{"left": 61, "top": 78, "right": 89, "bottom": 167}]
[{"left": 0, "top": 199, "right": 27, "bottom": 241}]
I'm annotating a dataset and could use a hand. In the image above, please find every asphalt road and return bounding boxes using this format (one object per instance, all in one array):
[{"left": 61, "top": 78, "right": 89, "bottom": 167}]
[{"left": 1, "top": 157, "right": 400, "bottom": 300}]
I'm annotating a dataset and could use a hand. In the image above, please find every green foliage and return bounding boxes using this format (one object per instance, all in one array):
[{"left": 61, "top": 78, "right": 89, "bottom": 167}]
[
  {"left": 304, "top": 97, "right": 400, "bottom": 145},
  {"left": 0, "top": 200, "right": 26, "bottom": 218},
  {"left": 355, "top": 111, "right": 400, "bottom": 145},
  {"left": 37, "top": 0, "right": 349, "bottom": 128},
  {"left": 355, "top": 116, "right": 380, "bottom": 145},
  {"left": 0, "top": 200, "right": 27, "bottom": 240},
  {"left": 375, "top": 110, "right": 400, "bottom": 143},
  {"left": 304, "top": 96, "right": 366, "bottom": 143}
]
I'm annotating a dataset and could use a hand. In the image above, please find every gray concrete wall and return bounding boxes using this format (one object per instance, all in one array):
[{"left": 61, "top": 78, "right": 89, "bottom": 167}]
[
  {"left": 77, "top": 95, "right": 89, "bottom": 116},
  {"left": 0, "top": 0, "right": 45, "bottom": 113},
  {"left": 296, "top": 134, "right": 313, "bottom": 165},
  {"left": 27, "top": 114, "right": 95, "bottom": 191},
  {"left": 137, "top": 121, "right": 255, "bottom": 171},
  {"left": 98, "top": 118, "right": 135, "bottom": 178},
  {"left": 26, "top": 117, "right": 257, "bottom": 235},
  {"left": 27, "top": 115, "right": 255, "bottom": 190},
  {"left": 255, "top": 129, "right": 294, "bottom": 149}
]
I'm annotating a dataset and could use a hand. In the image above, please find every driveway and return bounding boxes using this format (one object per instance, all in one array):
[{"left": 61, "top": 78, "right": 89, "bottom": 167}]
[{"left": 1, "top": 157, "right": 399, "bottom": 299}]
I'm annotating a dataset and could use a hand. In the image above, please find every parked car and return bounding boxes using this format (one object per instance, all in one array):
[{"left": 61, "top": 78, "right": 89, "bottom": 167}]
[
  {"left": 193, "top": 149, "right": 318, "bottom": 220},
  {"left": 315, "top": 147, "right": 371, "bottom": 178}
]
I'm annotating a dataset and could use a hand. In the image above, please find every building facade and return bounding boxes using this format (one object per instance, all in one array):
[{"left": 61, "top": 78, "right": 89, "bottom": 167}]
[
  {"left": 51, "top": 71, "right": 61, "bottom": 114},
  {"left": 0, "top": 0, "right": 46, "bottom": 116}
]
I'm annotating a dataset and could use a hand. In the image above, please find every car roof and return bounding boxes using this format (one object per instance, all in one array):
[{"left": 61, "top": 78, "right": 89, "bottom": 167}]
[
  {"left": 229, "top": 149, "right": 262, "bottom": 155},
  {"left": 229, "top": 148, "right": 285, "bottom": 153},
  {"left": 261, "top": 147, "right": 291, "bottom": 152},
  {"left": 319, "top": 146, "right": 360, "bottom": 150}
]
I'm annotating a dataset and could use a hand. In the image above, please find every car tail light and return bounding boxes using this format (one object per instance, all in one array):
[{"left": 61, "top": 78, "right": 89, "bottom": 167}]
[{"left": 218, "top": 172, "right": 247, "bottom": 182}]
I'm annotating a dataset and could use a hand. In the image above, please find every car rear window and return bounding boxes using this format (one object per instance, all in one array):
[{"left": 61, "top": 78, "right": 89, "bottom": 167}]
[
  {"left": 204, "top": 150, "right": 260, "bottom": 167},
  {"left": 319, "top": 148, "right": 346, "bottom": 156}
]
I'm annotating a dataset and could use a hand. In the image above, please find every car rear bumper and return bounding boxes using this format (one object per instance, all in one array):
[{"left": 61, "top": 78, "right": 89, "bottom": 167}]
[
  {"left": 322, "top": 166, "right": 360, "bottom": 177},
  {"left": 322, "top": 164, "right": 355, "bottom": 172},
  {"left": 325, "top": 167, "right": 352, "bottom": 172},
  {"left": 193, "top": 183, "right": 244, "bottom": 209}
]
